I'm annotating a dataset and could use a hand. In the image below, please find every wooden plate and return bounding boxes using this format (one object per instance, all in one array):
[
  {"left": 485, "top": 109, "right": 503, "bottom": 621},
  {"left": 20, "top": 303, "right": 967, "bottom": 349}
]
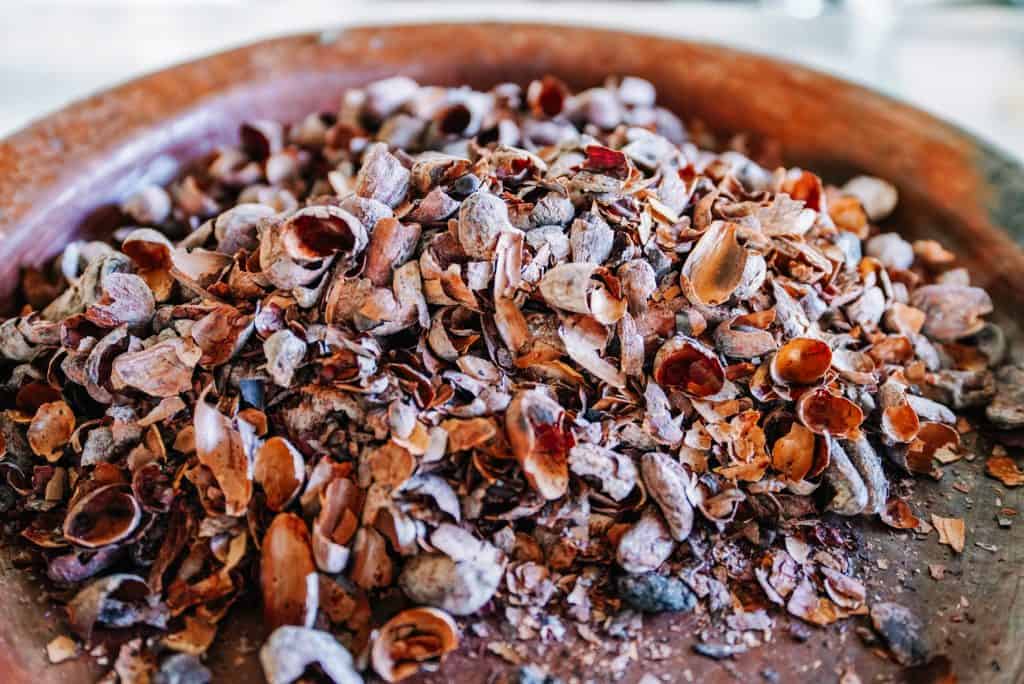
[{"left": 0, "top": 23, "right": 1022, "bottom": 684}]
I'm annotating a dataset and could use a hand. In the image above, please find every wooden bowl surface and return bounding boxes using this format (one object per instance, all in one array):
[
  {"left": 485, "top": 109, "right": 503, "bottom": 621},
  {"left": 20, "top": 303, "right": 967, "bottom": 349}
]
[{"left": 0, "top": 23, "right": 1022, "bottom": 684}]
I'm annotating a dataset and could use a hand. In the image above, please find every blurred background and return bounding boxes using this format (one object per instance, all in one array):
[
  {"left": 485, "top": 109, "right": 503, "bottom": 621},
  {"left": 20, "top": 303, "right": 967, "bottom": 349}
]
[{"left": 2, "top": 0, "right": 1023, "bottom": 160}]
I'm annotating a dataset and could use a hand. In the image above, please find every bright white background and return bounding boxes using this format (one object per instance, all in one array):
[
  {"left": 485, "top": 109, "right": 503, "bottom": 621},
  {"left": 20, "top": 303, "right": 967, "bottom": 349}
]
[{"left": 2, "top": 1, "right": 1023, "bottom": 160}]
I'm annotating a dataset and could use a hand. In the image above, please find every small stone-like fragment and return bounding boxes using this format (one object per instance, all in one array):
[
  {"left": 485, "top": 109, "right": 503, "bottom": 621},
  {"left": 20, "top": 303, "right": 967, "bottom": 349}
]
[
  {"left": 47, "top": 635, "right": 79, "bottom": 664},
  {"left": 616, "top": 573, "right": 696, "bottom": 613},
  {"left": 870, "top": 602, "right": 933, "bottom": 667}
]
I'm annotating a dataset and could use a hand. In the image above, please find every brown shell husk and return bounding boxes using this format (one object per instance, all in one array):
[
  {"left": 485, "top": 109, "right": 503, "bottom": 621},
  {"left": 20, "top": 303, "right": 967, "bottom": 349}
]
[
  {"left": 505, "top": 390, "right": 575, "bottom": 500},
  {"left": 653, "top": 335, "right": 726, "bottom": 398},
  {"left": 616, "top": 506, "right": 675, "bottom": 574},
  {"left": 771, "top": 338, "right": 832, "bottom": 386},
  {"left": 680, "top": 221, "right": 748, "bottom": 306},
  {"left": 538, "top": 263, "right": 626, "bottom": 325},
  {"left": 253, "top": 437, "right": 305, "bottom": 512},
  {"left": 280, "top": 205, "right": 368, "bottom": 262},
  {"left": 261, "top": 512, "right": 319, "bottom": 631},
  {"left": 28, "top": 400, "right": 75, "bottom": 461},
  {"left": 193, "top": 389, "right": 253, "bottom": 516},
  {"left": 796, "top": 388, "right": 864, "bottom": 438},
  {"left": 371, "top": 607, "right": 459, "bottom": 683},
  {"left": 641, "top": 452, "right": 695, "bottom": 541},
  {"left": 63, "top": 484, "right": 142, "bottom": 548}
]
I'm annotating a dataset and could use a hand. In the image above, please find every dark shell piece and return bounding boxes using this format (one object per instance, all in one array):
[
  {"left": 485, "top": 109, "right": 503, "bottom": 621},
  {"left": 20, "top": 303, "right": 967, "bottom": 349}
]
[
  {"left": 615, "top": 573, "right": 697, "bottom": 613},
  {"left": 870, "top": 602, "right": 933, "bottom": 667},
  {"left": 63, "top": 484, "right": 143, "bottom": 548},
  {"left": 155, "top": 654, "right": 213, "bottom": 684}
]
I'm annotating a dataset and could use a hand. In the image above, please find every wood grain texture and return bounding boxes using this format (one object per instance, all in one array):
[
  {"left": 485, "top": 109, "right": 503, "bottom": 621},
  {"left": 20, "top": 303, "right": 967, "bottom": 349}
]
[{"left": 0, "top": 23, "right": 1022, "bottom": 684}]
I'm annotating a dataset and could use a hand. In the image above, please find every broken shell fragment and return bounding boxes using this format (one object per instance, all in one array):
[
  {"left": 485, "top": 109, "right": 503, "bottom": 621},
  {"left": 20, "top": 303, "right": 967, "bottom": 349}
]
[
  {"left": 505, "top": 390, "right": 575, "bottom": 500},
  {"left": 398, "top": 525, "right": 504, "bottom": 616},
  {"left": 617, "top": 507, "right": 676, "bottom": 574},
  {"left": 28, "top": 400, "right": 75, "bottom": 461},
  {"left": 261, "top": 512, "right": 319, "bottom": 631},
  {"left": 355, "top": 142, "right": 410, "bottom": 209},
  {"left": 881, "top": 498, "right": 920, "bottom": 530},
  {"left": 618, "top": 259, "right": 657, "bottom": 314},
  {"left": 640, "top": 452, "right": 694, "bottom": 541},
  {"left": 372, "top": 607, "right": 459, "bottom": 683},
  {"left": 457, "top": 190, "right": 513, "bottom": 260},
  {"left": 771, "top": 423, "right": 816, "bottom": 483},
  {"left": 770, "top": 338, "right": 831, "bottom": 386},
  {"left": 63, "top": 484, "right": 142, "bottom": 548},
  {"left": 122, "top": 228, "right": 175, "bottom": 300},
  {"left": 312, "top": 477, "right": 360, "bottom": 573},
  {"left": 841, "top": 437, "right": 888, "bottom": 515},
  {"left": 823, "top": 437, "right": 868, "bottom": 516},
  {"left": 193, "top": 390, "right": 253, "bottom": 516},
  {"left": 111, "top": 337, "right": 201, "bottom": 398},
  {"left": 260, "top": 626, "right": 363, "bottom": 684},
  {"left": 865, "top": 233, "right": 914, "bottom": 271},
  {"left": 240, "top": 119, "right": 283, "bottom": 160},
  {"left": 901, "top": 422, "right": 960, "bottom": 474},
  {"left": 714, "top": 315, "right": 777, "bottom": 360},
  {"left": 680, "top": 222, "right": 748, "bottom": 306},
  {"left": 263, "top": 329, "right": 307, "bottom": 388},
  {"left": 214, "top": 203, "right": 276, "bottom": 254},
  {"left": 350, "top": 526, "right": 394, "bottom": 590},
  {"left": 796, "top": 388, "right": 864, "bottom": 438},
  {"left": 841, "top": 176, "right": 898, "bottom": 222},
  {"left": 254, "top": 437, "right": 305, "bottom": 512},
  {"left": 558, "top": 315, "right": 626, "bottom": 388},
  {"left": 910, "top": 284, "right": 992, "bottom": 341},
  {"left": 364, "top": 218, "right": 422, "bottom": 287},
  {"left": 48, "top": 546, "right": 123, "bottom": 585},
  {"left": 569, "top": 443, "right": 638, "bottom": 502},
  {"left": 85, "top": 273, "right": 156, "bottom": 329},
  {"left": 191, "top": 304, "right": 254, "bottom": 368},
  {"left": 986, "top": 456, "right": 1024, "bottom": 487},
  {"left": 786, "top": 578, "right": 839, "bottom": 626},
  {"left": 122, "top": 185, "right": 172, "bottom": 225},
  {"left": 538, "top": 263, "right": 626, "bottom": 326},
  {"left": 280, "top": 205, "right": 368, "bottom": 262},
  {"left": 879, "top": 381, "right": 921, "bottom": 444},
  {"left": 653, "top": 335, "right": 725, "bottom": 398},
  {"left": 527, "top": 75, "right": 569, "bottom": 117},
  {"left": 68, "top": 574, "right": 167, "bottom": 641}
]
